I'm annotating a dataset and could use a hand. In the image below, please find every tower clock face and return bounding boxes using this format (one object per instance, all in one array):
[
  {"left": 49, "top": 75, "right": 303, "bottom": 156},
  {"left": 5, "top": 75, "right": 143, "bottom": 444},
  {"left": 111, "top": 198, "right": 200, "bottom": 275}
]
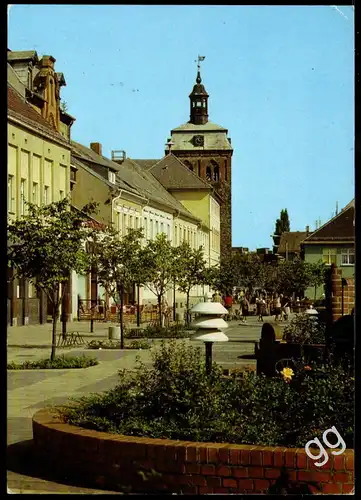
[{"left": 193, "top": 135, "right": 204, "bottom": 147}]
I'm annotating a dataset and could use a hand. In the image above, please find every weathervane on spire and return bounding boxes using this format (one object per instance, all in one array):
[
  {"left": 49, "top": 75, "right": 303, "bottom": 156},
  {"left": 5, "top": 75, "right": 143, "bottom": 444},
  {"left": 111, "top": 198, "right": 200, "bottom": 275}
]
[
  {"left": 194, "top": 55, "right": 205, "bottom": 83},
  {"left": 197, "top": 55, "right": 205, "bottom": 71}
]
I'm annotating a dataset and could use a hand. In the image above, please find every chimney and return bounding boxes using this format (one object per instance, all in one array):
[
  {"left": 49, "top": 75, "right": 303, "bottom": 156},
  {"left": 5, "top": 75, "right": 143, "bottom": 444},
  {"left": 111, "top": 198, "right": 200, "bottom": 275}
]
[
  {"left": 90, "top": 142, "right": 102, "bottom": 156},
  {"left": 306, "top": 225, "right": 310, "bottom": 233}
]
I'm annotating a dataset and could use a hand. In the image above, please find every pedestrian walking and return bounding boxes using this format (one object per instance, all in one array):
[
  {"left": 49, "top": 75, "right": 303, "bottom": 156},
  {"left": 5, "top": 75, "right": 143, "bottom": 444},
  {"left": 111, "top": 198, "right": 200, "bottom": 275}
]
[
  {"left": 257, "top": 295, "right": 266, "bottom": 322},
  {"left": 240, "top": 295, "right": 249, "bottom": 323},
  {"left": 283, "top": 296, "right": 291, "bottom": 321},
  {"left": 224, "top": 294, "right": 233, "bottom": 313},
  {"left": 273, "top": 293, "right": 282, "bottom": 322},
  {"left": 212, "top": 291, "right": 222, "bottom": 303}
]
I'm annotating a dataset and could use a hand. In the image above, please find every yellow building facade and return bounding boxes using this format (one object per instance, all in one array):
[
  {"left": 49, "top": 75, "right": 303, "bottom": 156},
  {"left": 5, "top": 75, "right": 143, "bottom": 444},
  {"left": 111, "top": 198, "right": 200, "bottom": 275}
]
[{"left": 7, "top": 66, "right": 71, "bottom": 325}]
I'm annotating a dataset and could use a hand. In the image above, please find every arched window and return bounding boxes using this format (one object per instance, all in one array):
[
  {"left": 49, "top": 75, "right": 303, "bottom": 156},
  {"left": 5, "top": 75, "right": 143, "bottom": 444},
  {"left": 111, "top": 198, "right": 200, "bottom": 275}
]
[
  {"left": 183, "top": 160, "right": 194, "bottom": 172},
  {"left": 207, "top": 160, "right": 219, "bottom": 182},
  {"left": 213, "top": 166, "right": 220, "bottom": 182},
  {"left": 206, "top": 166, "right": 212, "bottom": 181}
]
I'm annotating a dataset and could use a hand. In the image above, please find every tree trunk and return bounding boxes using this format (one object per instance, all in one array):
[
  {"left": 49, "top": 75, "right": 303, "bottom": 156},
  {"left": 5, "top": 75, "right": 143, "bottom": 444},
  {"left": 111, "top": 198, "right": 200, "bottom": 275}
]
[
  {"left": 158, "top": 294, "right": 162, "bottom": 327},
  {"left": 119, "top": 284, "right": 124, "bottom": 349},
  {"left": 186, "top": 291, "right": 190, "bottom": 327},
  {"left": 50, "top": 286, "right": 59, "bottom": 361}
]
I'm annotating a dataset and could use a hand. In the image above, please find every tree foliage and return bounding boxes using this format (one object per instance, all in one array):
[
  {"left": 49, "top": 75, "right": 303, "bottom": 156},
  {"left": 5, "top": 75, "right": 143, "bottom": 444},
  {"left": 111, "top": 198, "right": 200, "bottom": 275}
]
[
  {"left": 7, "top": 198, "right": 97, "bottom": 360},
  {"left": 139, "top": 233, "right": 179, "bottom": 325},
  {"left": 175, "top": 242, "right": 208, "bottom": 324},
  {"left": 275, "top": 257, "right": 313, "bottom": 297},
  {"left": 275, "top": 208, "right": 290, "bottom": 235},
  {"left": 90, "top": 226, "right": 144, "bottom": 348},
  {"left": 307, "top": 261, "right": 327, "bottom": 300}
]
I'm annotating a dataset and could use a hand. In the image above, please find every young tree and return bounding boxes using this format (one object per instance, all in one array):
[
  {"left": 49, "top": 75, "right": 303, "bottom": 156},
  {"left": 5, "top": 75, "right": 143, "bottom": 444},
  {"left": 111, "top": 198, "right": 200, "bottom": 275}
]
[
  {"left": 7, "top": 198, "right": 97, "bottom": 360},
  {"left": 307, "top": 261, "right": 327, "bottom": 300},
  {"left": 275, "top": 209, "right": 290, "bottom": 234},
  {"left": 204, "top": 252, "right": 243, "bottom": 296},
  {"left": 276, "top": 257, "right": 312, "bottom": 297},
  {"left": 139, "top": 233, "right": 178, "bottom": 326},
  {"left": 90, "top": 226, "right": 143, "bottom": 349},
  {"left": 273, "top": 209, "right": 290, "bottom": 252},
  {"left": 175, "top": 242, "right": 208, "bottom": 325},
  {"left": 238, "top": 253, "right": 271, "bottom": 293}
]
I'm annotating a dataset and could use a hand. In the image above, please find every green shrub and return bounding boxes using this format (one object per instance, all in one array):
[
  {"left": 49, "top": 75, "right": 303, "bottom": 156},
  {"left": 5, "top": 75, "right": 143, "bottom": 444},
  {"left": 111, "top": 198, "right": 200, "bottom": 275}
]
[
  {"left": 127, "top": 339, "right": 152, "bottom": 350},
  {"left": 7, "top": 354, "right": 98, "bottom": 370},
  {"left": 87, "top": 339, "right": 152, "bottom": 350},
  {"left": 56, "top": 341, "right": 354, "bottom": 448},
  {"left": 125, "top": 323, "right": 189, "bottom": 339},
  {"left": 283, "top": 313, "right": 326, "bottom": 344}
]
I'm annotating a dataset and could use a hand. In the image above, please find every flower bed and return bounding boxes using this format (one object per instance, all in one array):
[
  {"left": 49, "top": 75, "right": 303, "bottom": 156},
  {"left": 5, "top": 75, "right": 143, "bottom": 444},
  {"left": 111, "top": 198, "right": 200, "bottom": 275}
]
[
  {"left": 55, "top": 341, "right": 354, "bottom": 449},
  {"left": 32, "top": 408, "right": 354, "bottom": 495}
]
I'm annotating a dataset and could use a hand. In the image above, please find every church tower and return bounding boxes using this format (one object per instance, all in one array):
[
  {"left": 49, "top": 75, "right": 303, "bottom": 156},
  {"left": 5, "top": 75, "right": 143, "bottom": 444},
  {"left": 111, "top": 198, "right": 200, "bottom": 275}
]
[{"left": 167, "top": 57, "right": 233, "bottom": 257}]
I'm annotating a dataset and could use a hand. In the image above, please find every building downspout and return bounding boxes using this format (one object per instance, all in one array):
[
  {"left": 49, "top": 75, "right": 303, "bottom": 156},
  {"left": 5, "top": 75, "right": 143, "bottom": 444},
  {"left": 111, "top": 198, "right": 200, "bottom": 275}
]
[
  {"left": 111, "top": 189, "right": 123, "bottom": 226},
  {"left": 172, "top": 209, "right": 181, "bottom": 321}
]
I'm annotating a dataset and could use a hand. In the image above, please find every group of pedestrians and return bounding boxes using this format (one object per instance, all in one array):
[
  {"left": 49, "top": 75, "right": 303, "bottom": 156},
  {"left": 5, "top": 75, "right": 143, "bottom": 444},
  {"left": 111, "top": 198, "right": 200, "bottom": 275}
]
[{"left": 213, "top": 290, "right": 294, "bottom": 324}]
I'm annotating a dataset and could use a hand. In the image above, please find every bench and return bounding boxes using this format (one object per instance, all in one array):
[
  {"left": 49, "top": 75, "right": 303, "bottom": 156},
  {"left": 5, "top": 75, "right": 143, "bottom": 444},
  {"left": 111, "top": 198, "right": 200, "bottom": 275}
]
[{"left": 56, "top": 331, "right": 85, "bottom": 347}]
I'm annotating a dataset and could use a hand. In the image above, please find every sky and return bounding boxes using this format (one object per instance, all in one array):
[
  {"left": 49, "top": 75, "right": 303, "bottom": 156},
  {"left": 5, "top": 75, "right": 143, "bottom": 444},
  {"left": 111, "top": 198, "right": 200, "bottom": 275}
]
[{"left": 8, "top": 5, "right": 354, "bottom": 250}]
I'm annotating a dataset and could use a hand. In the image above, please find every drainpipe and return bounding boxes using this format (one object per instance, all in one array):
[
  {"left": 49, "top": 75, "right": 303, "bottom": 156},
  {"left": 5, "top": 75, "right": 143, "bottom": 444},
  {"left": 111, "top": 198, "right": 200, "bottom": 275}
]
[
  {"left": 173, "top": 209, "right": 180, "bottom": 321},
  {"left": 111, "top": 189, "right": 123, "bottom": 226}
]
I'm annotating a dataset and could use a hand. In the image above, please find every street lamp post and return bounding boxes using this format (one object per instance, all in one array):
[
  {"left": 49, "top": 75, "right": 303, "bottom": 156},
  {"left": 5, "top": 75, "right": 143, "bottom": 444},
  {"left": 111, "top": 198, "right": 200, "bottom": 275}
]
[{"left": 190, "top": 293, "right": 229, "bottom": 375}]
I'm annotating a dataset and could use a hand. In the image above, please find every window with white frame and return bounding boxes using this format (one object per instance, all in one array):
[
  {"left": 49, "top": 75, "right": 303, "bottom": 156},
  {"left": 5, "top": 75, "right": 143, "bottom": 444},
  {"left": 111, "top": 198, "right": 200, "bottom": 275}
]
[
  {"left": 123, "top": 213, "right": 127, "bottom": 233},
  {"left": 167, "top": 224, "right": 170, "bottom": 240},
  {"left": 155, "top": 220, "right": 159, "bottom": 235},
  {"left": 144, "top": 217, "right": 148, "bottom": 238},
  {"left": 150, "top": 219, "right": 153, "bottom": 239},
  {"left": 135, "top": 217, "right": 139, "bottom": 229},
  {"left": 160, "top": 222, "right": 164, "bottom": 234},
  {"left": 108, "top": 170, "right": 116, "bottom": 184},
  {"left": 341, "top": 248, "right": 355, "bottom": 266},
  {"left": 20, "top": 179, "right": 26, "bottom": 215},
  {"left": 8, "top": 175, "right": 15, "bottom": 213},
  {"left": 129, "top": 215, "right": 133, "bottom": 229},
  {"left": 174, "top": 225, "right": 178, "bottom": 245},
  {"left": 59, "top": 190, "right": 64, "bottom": 200},
  {"left": 322, "top": 248, "right": 337, "bottom": 266}
]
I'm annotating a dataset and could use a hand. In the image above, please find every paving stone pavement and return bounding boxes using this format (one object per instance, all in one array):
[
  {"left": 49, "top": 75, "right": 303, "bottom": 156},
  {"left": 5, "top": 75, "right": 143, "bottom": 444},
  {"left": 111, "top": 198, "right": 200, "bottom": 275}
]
[{"left": 7, "top": 315, "right": 289, "bottom": 494}]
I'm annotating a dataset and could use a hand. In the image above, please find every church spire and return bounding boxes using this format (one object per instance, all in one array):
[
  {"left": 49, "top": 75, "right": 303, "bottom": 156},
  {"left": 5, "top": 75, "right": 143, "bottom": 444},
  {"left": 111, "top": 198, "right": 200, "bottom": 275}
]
[{"left": 189, "top": 55, "right": 209, "bottom": 125}]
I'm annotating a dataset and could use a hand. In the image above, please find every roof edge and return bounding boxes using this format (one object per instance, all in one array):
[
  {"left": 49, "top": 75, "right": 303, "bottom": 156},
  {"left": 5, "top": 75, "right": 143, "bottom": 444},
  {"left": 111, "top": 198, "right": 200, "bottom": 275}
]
[{"left": 303, "top": 201, "right": 355, "bottom": 242}]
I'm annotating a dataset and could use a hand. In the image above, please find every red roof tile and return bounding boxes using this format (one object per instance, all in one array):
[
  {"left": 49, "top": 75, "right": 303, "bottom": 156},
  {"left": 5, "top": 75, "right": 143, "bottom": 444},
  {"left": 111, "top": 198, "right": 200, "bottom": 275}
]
[
  {"left": 303, "top": 205, "right": 354, "bottom": 243},
  {"left": 278, "top": 231, "right": 309, "bottom": 254}
]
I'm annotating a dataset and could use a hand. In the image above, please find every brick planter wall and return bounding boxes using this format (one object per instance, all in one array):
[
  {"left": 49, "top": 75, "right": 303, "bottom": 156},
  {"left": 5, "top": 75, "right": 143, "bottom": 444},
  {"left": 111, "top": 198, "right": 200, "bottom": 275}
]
[
  {"left": 330, "top": 265, "right": 355, "bottom": 321},
  {"left": 32, "top": 409, "right": 354, "bottom": 494}
]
